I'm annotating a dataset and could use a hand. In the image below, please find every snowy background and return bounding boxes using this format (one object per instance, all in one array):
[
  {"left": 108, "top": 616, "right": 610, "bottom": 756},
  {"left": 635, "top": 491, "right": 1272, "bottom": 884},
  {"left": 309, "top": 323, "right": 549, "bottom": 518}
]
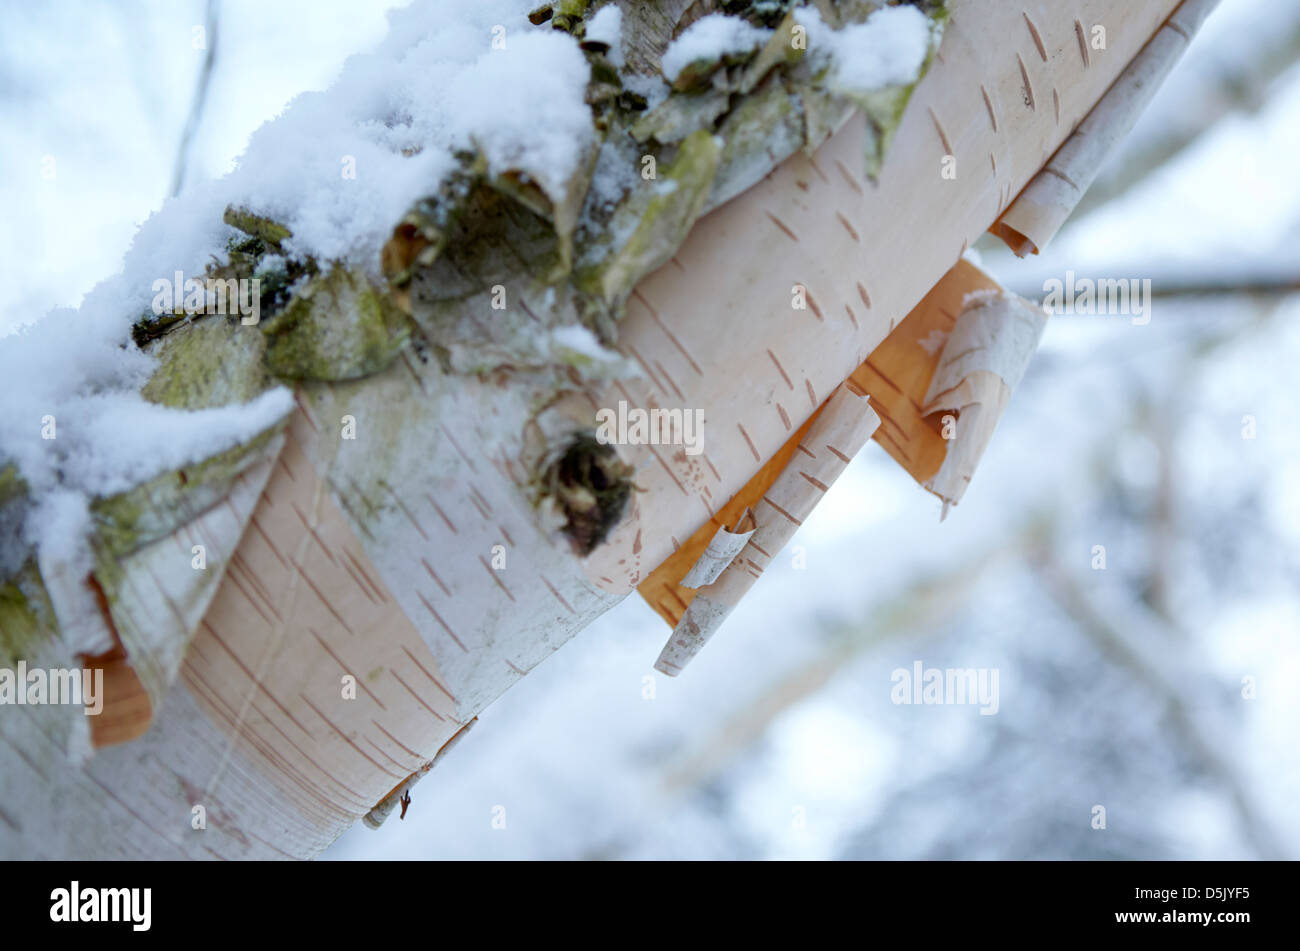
[{"left": 2, "top": 0, "right": 1298, "bottom": 859}]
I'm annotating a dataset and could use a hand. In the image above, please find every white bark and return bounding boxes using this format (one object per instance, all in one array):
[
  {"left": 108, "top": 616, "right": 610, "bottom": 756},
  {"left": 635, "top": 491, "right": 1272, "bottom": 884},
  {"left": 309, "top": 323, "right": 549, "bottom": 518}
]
[
  {"left": 0, "top": 0, "right": 1185, "bottom": 858},
  {"left": 992, "top": 0, "right": 1221, "bottom": 256}
]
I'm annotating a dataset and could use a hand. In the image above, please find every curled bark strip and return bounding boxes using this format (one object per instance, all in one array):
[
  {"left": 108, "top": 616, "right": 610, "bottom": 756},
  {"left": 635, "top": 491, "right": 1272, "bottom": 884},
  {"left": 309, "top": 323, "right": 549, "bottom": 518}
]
[
  {"left": 654, "top": 385, "right": 879, "bottom": 676},
  {"left": 37, "top": 550, "right": 118, "bottom": 666},
  {"left": 991, "top": 0, "right": 1221, "bottom": 256},
  {"left": 679, "top": 509, "right": 756, "bottom": 589},
  {"left": 920, "top": 291, "right": 1047, "bottom": 514},
  {"left": 850, "top": 260, "right": 1000, "bottom": 491}
]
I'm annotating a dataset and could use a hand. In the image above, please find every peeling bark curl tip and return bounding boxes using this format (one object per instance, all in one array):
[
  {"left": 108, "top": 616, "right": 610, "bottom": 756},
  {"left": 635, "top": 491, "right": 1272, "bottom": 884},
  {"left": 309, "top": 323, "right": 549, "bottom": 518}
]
[
  {"left": 363, "top": 717, "right": 476, "bottom": 831},
  {"left": 991, "top": 0, "right": 1220, "bottom": 256},
  {"left": 921, "top": 290, "right": 1047, "bottom": 512},
  {"left": 680, "top": 508, "right": 756, "bottom": 589}
]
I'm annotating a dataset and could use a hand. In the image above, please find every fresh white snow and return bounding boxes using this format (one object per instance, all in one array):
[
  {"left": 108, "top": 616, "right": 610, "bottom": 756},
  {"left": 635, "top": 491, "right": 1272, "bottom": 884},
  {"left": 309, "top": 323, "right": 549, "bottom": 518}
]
[
  {"left": 225, "top": 0, "right": 590, "bottom": 266},
  {"left": 585, "top": 4, "right": 625, "bottom": 68},
  {"left": 660, "top": 13, "right": 773, "bottom": 82},
  {"left": 1, "top": 0, "right": 599, "bottom": 568},
  {"left": 795, "top": 4, "right": 932, "bottom": 95}
]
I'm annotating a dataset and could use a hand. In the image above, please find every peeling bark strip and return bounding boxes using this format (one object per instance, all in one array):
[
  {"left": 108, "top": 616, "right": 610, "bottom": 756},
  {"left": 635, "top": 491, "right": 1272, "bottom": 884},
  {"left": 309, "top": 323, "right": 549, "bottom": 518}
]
[
  {"left": 655, "top": 385, "right": 879, "bottom": 675},
  {"left": 625, "top": 0, "right": 1177, "bottom": 623},
  {"left": 640, "top": 259, "right": 1042, "bottom": 636},
  {"left": 850, "top": 260, "right": 1001, "bottom": 489},
  {"left": 679, "top": 509, "right": 756, "bottom": 589},
  {"left": 992, "top": 0, "right": 1221, "bottom": 255},
  {"left": 1, "top": 0, "right": 1187, "bottom": 859},
  {"left": 920, "top": 290, "right": 1048, "bottom": 515}
]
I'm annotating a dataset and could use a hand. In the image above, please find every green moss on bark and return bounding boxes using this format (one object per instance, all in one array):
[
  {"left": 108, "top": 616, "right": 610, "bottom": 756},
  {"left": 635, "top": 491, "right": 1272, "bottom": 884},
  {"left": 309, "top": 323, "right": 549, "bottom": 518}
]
[
  {"left": 141, "top": 317, "right": 271, "bottom": 410},
  {"left": 90, "top": 422, "right": 286, "bottom": 558},
  {"left": 0, "top": 561, "right": 57, "bottom": 669},
  {"left": 223, "top": 206, "right": 292, "bottom": 250},
  {"left": 576, "top": 128, "right": 721, "bottom": 306},
  {"left": 262, "top": 268, "right": 412, "bottom": 381}
]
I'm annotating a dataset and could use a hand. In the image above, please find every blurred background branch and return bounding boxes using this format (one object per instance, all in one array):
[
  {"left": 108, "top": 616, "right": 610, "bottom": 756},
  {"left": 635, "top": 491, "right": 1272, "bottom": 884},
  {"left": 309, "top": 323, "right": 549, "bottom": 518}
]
[{"left": 170, "top": 0, "right": 220, "bottom": 197}]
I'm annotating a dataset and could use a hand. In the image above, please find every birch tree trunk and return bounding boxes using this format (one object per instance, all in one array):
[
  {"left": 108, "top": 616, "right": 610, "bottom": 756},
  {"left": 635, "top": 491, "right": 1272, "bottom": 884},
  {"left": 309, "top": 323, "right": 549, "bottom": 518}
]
[{"left": 0, "top": 0, "right": 1190, "bottom": 858}]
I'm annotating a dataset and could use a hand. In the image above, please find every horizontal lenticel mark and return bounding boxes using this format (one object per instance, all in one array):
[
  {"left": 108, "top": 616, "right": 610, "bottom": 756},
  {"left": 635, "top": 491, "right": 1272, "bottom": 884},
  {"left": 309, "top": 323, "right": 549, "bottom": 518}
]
[
  {"left": 539, "top": 573, "right": 576, "bottom": 615},
  {"left": 767, "top": 348, "right": 794, "bottom": 390},
  {"left": 401, "top": 644, "right": 457, "bottom": 702},
  {"left": 417, "top": 591, "right": 468, "bottom": 651},
  {"left": 762, "top": 494, "right": 802, "bottom": 526},
  {"left": 388, "top": 667, "right": 448, "bottom": 722},
  {"left": 833, "top": 158, "right": 864, "bottom": 195},
  {"left": 836, "top": 212, "right": 860, "bottom": 242},
  {"left": 766, "top": 212, "right": 800, "bottom": 242},
  {"left": 479, "top": 554, "right": 516, "bottom": 603},
  {"left": 1017, "top": 53, "right": 1036, "bottom": 111},
  {"left": 981, "top": 84, "right": 999, "bottom": 132},
  {"left": 1023, "top": 12, "right": 1047, "bottom": 61},
  {"left": 799, "top": 471, "right": 829, "bottom": 492}
]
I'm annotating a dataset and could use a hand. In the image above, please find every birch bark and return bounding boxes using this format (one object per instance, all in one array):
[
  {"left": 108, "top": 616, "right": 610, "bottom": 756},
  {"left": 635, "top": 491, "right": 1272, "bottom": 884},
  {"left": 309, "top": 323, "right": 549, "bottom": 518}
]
[{"left": 0, "top": 0, "right": 1185, "bottom": 858}]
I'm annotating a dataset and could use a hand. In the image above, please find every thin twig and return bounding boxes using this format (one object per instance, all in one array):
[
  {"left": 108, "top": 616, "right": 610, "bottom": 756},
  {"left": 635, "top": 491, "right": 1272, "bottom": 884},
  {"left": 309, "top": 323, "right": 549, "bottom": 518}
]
[
  {"left": 170, "top": 0, "right": 220, "bottom": 197},
  {"left": 661, "top": 529, "right": 1030, "bottom": 794},
  {"left": 1033, "top": 544, "right": 1290, "bottom": 860}
]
